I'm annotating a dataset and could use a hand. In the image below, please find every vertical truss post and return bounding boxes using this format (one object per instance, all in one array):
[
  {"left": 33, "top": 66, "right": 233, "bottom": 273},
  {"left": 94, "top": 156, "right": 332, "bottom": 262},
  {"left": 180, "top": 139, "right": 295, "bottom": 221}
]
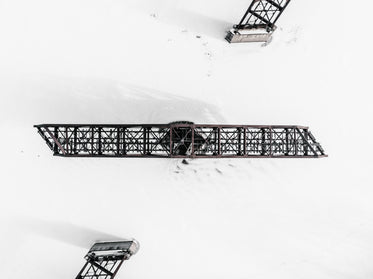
[
  {"left": 53, "top": 127, "right": 58, "bottom": 154},
  {"left": 218, "top": 127, "right": 221, "bottom": 156},
  {"left": 294, "top": 128, "right": 298, "bottom": 156},
  {"left": 98, "top": 127, "right": 102, "bottom": 155},
  {"left": 169, "top": 127, "right": 173, "bottom": 157},
  {"left": 285, "top": 128, "right": 289, "bottom": 156},
  {"left": 212, "top": 128, "right": 217, "bottom": 155},
  {"left": 261, "top": 128, "right": 266, "bottom": 156},
  {"left": 191, "top": 124, "right": 195, "bottom": 157},
  {"left": 146, "top": 127, "right": 151, "bottom": 155},
  {"left": 73, "top": 127, "right": 77, "bottom": 154},
  {"left": 143, "top": 127, "right": 147, "bottom": 155},
  {"left": 303, "top": 128, "right": 308, "bottom": 156},
  {"left": 123, "top": 128, "right": 127, "bottom": 155},
  {"left": 65, "top": 127, "right": 69, "bottom": 154},
  {"left": 116, "top": 127, "right": 120, "bottom": 156},
  {"left": 243, "top": 127, "right": 247, "bottom": 155},
  {"left": 90, "top": 127, "right": 94, "bottom": 155},
  {"left": 269, "top": 127, "right": 273, "bottom": 157},
  {"left": 237, "top": 128, "right": 242, "bottom": 155}
]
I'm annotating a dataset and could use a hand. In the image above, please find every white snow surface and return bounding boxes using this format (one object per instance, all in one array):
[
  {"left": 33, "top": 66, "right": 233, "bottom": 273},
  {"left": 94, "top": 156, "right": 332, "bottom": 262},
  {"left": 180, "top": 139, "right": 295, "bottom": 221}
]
[{"left": 0, "top": 0, "right": 372, "bottom": 278}]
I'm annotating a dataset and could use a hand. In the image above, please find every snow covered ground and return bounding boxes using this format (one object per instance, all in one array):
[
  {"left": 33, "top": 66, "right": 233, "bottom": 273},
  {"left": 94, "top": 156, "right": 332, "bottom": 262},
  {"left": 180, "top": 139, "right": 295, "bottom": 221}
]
[{"left": 0, "top": 0, "right": 372, "bottom": 278}]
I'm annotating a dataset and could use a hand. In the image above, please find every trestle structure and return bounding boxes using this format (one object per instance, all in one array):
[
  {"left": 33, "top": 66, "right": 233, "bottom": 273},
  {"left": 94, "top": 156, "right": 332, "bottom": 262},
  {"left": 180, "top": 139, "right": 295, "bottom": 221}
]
[
  {"left": 226, "top": 0, "right": 291, "bottom": 43},
  {"left": 34, "top": 122, "right": 326, "bottom": 158},
  {"left": 76, "top": 240, "right": 139, "bottom": 279}
]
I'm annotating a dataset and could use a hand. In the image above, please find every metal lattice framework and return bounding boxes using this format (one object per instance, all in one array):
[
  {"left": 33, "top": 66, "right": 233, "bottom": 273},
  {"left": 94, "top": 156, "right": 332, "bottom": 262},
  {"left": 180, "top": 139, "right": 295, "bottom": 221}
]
[
  {"left": 35, "top": 123, "right": 326, "bottom": 158},
  {"left": 236, "top": 0, "right": 291, "bottom": 31},
  {"left": 76, "top": 241, "right": 139, "bottom": 279},
  {"left": 77, "top": 253, "right": 125, "bottom": 279}
]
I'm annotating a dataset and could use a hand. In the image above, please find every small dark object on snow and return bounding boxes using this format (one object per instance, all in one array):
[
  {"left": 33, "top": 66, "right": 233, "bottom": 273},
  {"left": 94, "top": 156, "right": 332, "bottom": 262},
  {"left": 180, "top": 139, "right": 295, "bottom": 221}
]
[{"left": 182, "top": 159, "right": 189, "bottom": 165}]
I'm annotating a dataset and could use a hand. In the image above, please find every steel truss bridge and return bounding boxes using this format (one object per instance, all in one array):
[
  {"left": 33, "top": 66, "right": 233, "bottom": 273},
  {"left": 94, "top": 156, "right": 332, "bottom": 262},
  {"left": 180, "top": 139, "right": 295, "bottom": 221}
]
[
  {"left": 76, "top": 241, "right": 138, "bottom": 279},
  {"left": 35, "top": 123, "right": 326, "bottom": 158}
]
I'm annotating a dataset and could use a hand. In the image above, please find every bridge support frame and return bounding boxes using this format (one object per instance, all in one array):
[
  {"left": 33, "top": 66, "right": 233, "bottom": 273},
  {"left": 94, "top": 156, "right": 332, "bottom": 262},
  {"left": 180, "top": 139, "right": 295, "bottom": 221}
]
[
  {"left": 35, "top": 123, "right": 326, "bottom": 158},
  {"left": 226, "top": 0, "right": 291, "bottom": 43}
]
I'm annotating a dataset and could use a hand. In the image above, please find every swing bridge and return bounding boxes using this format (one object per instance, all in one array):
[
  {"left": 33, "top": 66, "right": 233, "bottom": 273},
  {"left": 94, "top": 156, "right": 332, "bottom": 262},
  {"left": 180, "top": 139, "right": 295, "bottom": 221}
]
[{"left": 34, "top": 122, "right": 326, "bottom": 158}]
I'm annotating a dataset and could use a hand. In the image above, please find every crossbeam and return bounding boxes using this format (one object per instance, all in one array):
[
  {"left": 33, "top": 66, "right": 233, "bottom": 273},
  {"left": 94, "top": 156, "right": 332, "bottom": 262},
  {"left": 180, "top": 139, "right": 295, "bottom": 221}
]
[{"left": 34, "top": 123, "right": 326, "bottom": 158}]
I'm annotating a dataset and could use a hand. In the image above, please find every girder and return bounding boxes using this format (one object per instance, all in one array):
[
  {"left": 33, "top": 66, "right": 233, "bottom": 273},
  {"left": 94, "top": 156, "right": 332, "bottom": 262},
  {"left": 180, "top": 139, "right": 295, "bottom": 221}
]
[{"left": 35, "top": 123, "right": 326, "bottom": 158}]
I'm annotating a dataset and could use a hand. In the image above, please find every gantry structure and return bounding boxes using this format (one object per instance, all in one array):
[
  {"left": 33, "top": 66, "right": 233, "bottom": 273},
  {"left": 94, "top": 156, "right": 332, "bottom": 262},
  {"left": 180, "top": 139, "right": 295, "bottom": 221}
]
[
  {"left": 76, "top": 240, "right": 139, "bottom": 279},
  {"left": 226, "top": 0, "right": 291, "bottom": 43},
  {"left": 35, "top": 122, "right": 326, "bottom": 158}
]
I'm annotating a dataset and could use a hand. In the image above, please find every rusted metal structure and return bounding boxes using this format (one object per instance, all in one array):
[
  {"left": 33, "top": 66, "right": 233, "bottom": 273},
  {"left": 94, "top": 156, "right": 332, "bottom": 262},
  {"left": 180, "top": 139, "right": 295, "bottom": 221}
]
[
  {"left": 226, "top": 0, "right": 291, "bottom": 43},
  {"left": 34, "top": 122, "right": 326, "bottom": 158},
  {"left": 76, "top": 240, "right": 139, "bottom": 279}
]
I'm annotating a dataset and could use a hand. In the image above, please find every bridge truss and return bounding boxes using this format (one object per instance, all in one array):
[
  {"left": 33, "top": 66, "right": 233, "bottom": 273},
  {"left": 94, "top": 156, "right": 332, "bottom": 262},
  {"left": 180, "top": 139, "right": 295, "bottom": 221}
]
[
  {"left": 226, "top": 0, "right": 292, "bottom": 43},
  {"left": 35, "top": 123, "right": 326, "bottom": 158},
  {"left": 76, "top": 241, "right": 139, "bottom": 279},
  {"left": 236, "top": 0, "right": 291, "bottom": 32}
]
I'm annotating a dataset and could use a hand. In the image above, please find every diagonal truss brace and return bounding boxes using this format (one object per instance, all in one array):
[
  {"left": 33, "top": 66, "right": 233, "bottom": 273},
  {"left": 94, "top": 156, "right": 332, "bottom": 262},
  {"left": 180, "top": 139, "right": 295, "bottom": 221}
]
[
  {"left": 43, "top": 127, "right": 67, "bottom": 155},
  {"left": 86, "top": 259, "right": 114, "bottom": 276}
]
